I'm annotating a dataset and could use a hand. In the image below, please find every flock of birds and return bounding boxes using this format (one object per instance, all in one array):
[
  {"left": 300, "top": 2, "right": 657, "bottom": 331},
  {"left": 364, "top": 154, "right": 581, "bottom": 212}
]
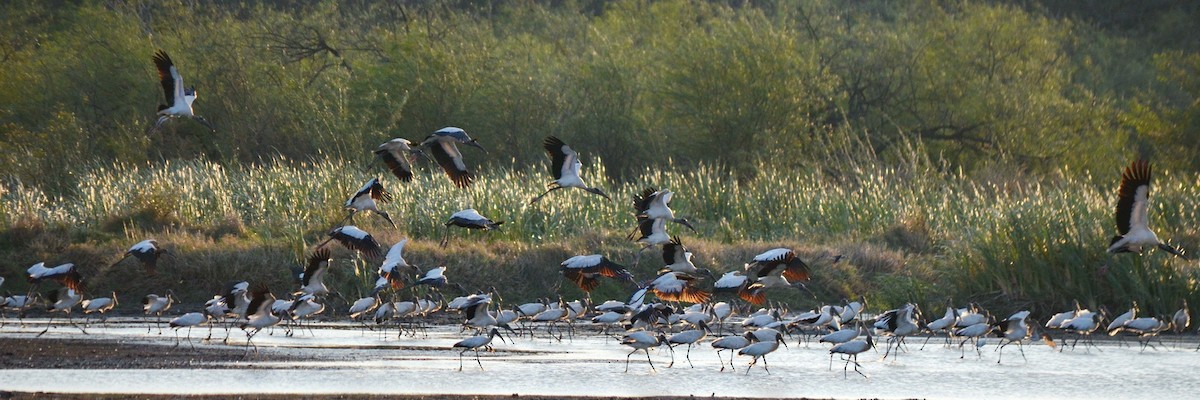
[{"left": 2, "top": 50, "right": 1197, "bottom": 378}]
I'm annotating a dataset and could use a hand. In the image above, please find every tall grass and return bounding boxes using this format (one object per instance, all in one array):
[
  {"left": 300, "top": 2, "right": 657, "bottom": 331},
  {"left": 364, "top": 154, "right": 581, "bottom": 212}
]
[{"left": 1, "top": 158, "right": 1197, "bottom": 316}]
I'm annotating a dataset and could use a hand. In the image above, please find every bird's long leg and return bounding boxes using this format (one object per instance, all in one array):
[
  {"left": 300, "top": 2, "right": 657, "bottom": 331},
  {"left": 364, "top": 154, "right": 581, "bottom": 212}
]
[
  {"left": 645, "top": 348, "right": 656, "bottom": 371},
  {"left": 829, "top": 353, "right": 834, "bottom": 370},
  {"left": 685, "top": 343, "right": 694, "bottom": 368},
  {"left": 717, "top": 350, "right": 726, "bottom": 372},
  {"left": 187, "top": 327, "right": 196, "bottom": 350},
  {"left": 625, "top": 349, "right": 637, "bottom": 373},
  {"left": 762, "top": 355, "right": 770, "bottom": 374},
  {"left": 475, "top": 348, "right": 485, "bottom": 370},
  {"left": 174, "top": 328, "right": 182, "bottom": 348},
  {"left": 744, "top": 356, "right": 757, "bottom": 375},
  {"left": 668, "top": 345, "right": 676, "bottom": 368},
  {"left": 997, "top": 340, "right": 1006, "bottom": 364},
  {"left": 459, "top": 349, "right": 467, "bottom": 371},
  {"left": 852, "top": 354, "right": 867, "bottom": 378},
  {"left": 1018, "top": 341, "right": 1026, "bottom": 362},
  {"left": 843, "top": 355, "right": 851, "bottom": 378},
  {"left": 920, "top": 334, "right": 935, "bottom": 350},
  {"left": 37, "top": 314, "right": 56, "bottom": 337},
  {"left": 529, "top": 185, "right": 564, "bottom": 204}
]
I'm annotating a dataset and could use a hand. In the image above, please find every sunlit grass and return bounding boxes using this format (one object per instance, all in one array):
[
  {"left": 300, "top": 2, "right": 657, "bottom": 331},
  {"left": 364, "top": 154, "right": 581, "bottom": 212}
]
[{"left": 1, "top": 158, "right": 1197, "bottom": 315}]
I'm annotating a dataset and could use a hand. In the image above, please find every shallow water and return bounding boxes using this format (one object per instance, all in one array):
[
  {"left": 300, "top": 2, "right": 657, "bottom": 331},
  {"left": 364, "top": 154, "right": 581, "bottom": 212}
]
[{"left": 1, "top": 318, "right": 1197, "bottom": 399}]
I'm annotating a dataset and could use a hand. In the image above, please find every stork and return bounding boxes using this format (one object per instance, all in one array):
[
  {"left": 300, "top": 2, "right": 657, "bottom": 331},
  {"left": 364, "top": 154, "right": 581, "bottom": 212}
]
[
  {"left": 631, "top": 188, "right": 696, "bottom": 232},
  {"left": 379, "top": 239, "right": 418, "bottom": 290},
  {"left": 372, "top": 138, "right": 424, "bottom": 182},
  {"left": 621, "top": 330, "right": 670, "bottom": 372},
  {"left": 628, "top": 217, "right": 670, "bottom": 264},
  {"left": 921, "top": 302, "right": 958, "bottom": 349},
  {"left": 714, "top": 270, "right": 763, "bottom": 305},
  {"left": 112, "top": 239, "right": 171, "bottom": 274},
  {"left": 240, "top": 283, "right": 281, "bottom": 355},
  {"left": 667, "top": 320, "right": 711, "bottom": 368},
  {"left": 288, "top": 294, "right": 325, "bottom": 337},
  {"left": 1173, "top": 299, "right": 1190, "bottom": 337},
  {"left": 150, "top": 49, "right": 214, "bottom": 132},
  {"left": 417, "top": 266, "right": 448, "bottom": 288},
  {"left": 442, "top": 208, "right": 503, "bottom": 247},
  {"left": 27, "top": 262, "right": 85, "bottom": 294},
  {"left": 659, "top": 236, "right": 713, "bottom": 278},
  {"left": 143, "top": 290, "right": 176, "bottom": 334},
  {"left": 2, "top": 293, "right": 37, "bottom": 327},
  {"left": 420, "top": 127, "right": 486, "bottom": 188},
  {"left": 39, "top": 287, "right": 86, "bottom": 337},
  {"left": 645, "top": 271, "right": 711, "bottom": 304},
  {"left": 739, "top": 332, "right": 784, "bottom": 375},
  {"left": 298, "top": 247, "right": 332, "bottom": 297},
  {"left": 530, "top": 136, "right": 610, "bottom": 203},
  {"left": 559, "top": 255, "right": 634, "bottom": 294},
  {"left": 874, "top": 303, "right": 920, "bottom": 360},
  {"left": 711, "top": 332, "right": 753, "bottom": 372},
  {"left": 829, "top": 328, "right": 874, "bottom": 378},
  {"left": 995, "top": 310, "right": 1031, "bottom": 363},
  {"left": 169, "top": 312, "right": 210, "bottom": 348},
  {"left": 342, "top": 178, "right": 395, "bottom": 227},
  {"left": 323, "top": 225, "right": 383, "bottom": 259},
  {"left": 82, "top": 291, "right": 118, "bottom": 325},
  {"left": 453, "top": 327, "right": 508, "bottom": 371},
  {"left": 1107, "top": 160, "right": 1188, "bottom": 259}
]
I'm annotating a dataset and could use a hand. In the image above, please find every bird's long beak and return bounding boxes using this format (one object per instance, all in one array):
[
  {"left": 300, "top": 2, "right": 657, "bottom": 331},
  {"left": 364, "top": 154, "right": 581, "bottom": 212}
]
[{"left": 467, "top": 140, "right": 487, "bottom": 153}]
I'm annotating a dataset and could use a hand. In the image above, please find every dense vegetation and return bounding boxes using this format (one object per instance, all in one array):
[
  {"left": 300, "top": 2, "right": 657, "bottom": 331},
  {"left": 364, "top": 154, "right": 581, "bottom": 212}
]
[{"left": 1, "top": 1, "right": 1197, "bottom": 316}]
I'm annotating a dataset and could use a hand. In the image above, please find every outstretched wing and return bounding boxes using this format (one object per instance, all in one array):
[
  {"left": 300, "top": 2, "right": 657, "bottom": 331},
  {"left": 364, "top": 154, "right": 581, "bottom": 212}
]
[{"left": 1115, "top": 160, "right": 1151, "bottom": 236}]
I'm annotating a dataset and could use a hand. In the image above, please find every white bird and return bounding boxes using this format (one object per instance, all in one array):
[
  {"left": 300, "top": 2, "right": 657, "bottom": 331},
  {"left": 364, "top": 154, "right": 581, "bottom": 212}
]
[
  {"left": 995, "top": 311, "right": 1031, "bottom": 363},
  {"left": 711, "top": 333, "right": 753, "bottom": 372},
  {"left": 453, "top": 327, "right": 508, "bottom": 371},
  {"left": 713, "top": 270, "right": 762, "bottom": 305},
  {"left": 744, "top": 248, "right": 814, "bottom": 300},
  {"left": 738, "top": 335, "right": 783, "bottom": 375},
  {"left": 39, "top": 287, "right": 86, "bottom": 337},
  {"left": 921, "top": 303, "right": 958, "bottom": 349},
  {"left": 349, "top": 296, "right": 381, "bottom": 319},
  {"left": 372, "top": 137, "right": 423, "bottom": 182},
  {"left": 1046, "top": 300, "right": 1081, "bottom": 330},
  {"left": 323, "top": 226, "right": 383, "bottom": 259},
  {"left": 1107, "top": 160, "right": 1188, "bottom": 259},
  {"left": 143, "top": 290, "right": 176, "bottom": 334},
  {"left": 530, "top": 136, "right": 610, "bottom": 203},
  {"left": 442, "top": 209, "right": 503, "bottom": 246},
  {"left": 955, "top": 322, "right": 994, "bottom": 359},
  {"left": 1172, "top": 299, "right": 1189, "bottom": 336},
  {"left": 343, "top": 178, "right": 395, "bottom": 227},
  {"left": 631, "top": 187, "right": 696, "bottom": 232},
  {"left": 621, "top": 331, "right": 670, "bottom": 372},
  {"left": 420, "top": 127, "right": 486, "bottom": 188},
  {"left": 169, "top": 312, "right": 210, "bottom": 347},
  {"left": 379, "top": 239, "right": 418, "bottom": 290},
  {"left": 1062, "top": 309, "right": 1103, "bottom": 352},
  {"left": 82, "top": 292, "right": 118, "bottom": 324},
  {"left": 112, "top": 239, "right": 171, "bottom": 274},
  {"left": 417, "top": 266, "right": 448, "bottom": 287},
  {"left": 150, "top": 49, "right": 214, "bottom": 132},
  {"left": 629, "top": 217, "right": 671, "bottom": 257},
  {"left": 838, "top": 296, "right": 866, "bottom": 323},
  {"left": 559, "top": 255, "right": 633, "bottom": 294},
  {"left": 240, "top": 284, "right": 282, "bottom": 354},
  {"left": 2, "top": 294, "right": 37, "bottom": 326},
  {"left": 27, "top": 262, "right": 85, "bottom": 292},
  {"left": 667, "top": 321, "right": 711, "bottom": 368},
  {"left": 288, "top": 294, "right": 325, "bottom": 337},
  {"left": 1106, "top": 302, "right": 1138, "bottom": 335},
  {"left": 820, "top": 327, "right": 861, "bottom": 346},
  {"left": 874, "top": 303, "right": 920, "bottom": 360},
  {"left": 298, "top": 247, "right": 332, "bottom": 297},
  {"left": 829, "top": 329, "right": 874, "bottom": 378}
]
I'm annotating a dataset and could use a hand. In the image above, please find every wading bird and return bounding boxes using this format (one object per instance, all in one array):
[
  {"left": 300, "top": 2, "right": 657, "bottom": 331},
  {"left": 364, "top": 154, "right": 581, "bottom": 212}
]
[
  {"left": 631, "top": 188, "right": 696, "bottom": 232},
  {"left": 739, "top": 331, "right": 784, "bottom": 375},
  {"left": 711, "top": 332, "right": 753, "bottom": 372},
  {"left": 372, "top": 138, "right": 423, "bottom": 182},
  {"left": 995, "top": 311, "right": 1031, "bottom": 363},
  {"left": 241, "top": 283, "right": 281, "bottom": 355},
  {"left": 150, "top": 49, "right": 214, "bottom": 133},
  {"left": 530, "top": 136, "right": 610, "bottom": 203},
  {"left": 830, "top": 329, "right": 874, "bottom": 378},
  {"left": 560, "top": 255, "right": 634, "bottom": 294},
  {"left": 1107, "top": 160, "right": 1188, "bottom": 259},
  {"left": 343, "top": 178, "right": 395, "bottom": 227},
  {"left": 667, "top": 321, "right": 711, "bottom": 368},
  {"left": 39, "top": 287, "right": 86, "bottom": 337},
  {"left": 112, "top": 239, "right": 171, "bottom": 274},
  {"left": 442, "top": 209, "right": 503, "bottom": 247},
  {"left": 420, "top": 127, "right": 486, "bottom": 188},
  {"left": 453, "top": 327, "right": 508, "bottom": 371},
  {"left": 82, "top": 292, "right": 118, "bottom": 324},
  {"left": 875, "top": 303, "right": 920, "bottom": 360},
  {"left": 169, "top": 312, "right": 210, "bottom": 348},
  {"left": 143, "top": 290, "right": 176, "bottom": 334},
  {"left": 621, "top": 331, "right": 670, "bottom": 372}
]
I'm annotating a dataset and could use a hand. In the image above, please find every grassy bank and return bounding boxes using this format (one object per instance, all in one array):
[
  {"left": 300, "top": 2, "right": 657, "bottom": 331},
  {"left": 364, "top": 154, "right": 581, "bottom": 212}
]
[{"left": 1, "top": 158, "right": 1197, "bottom": 317}]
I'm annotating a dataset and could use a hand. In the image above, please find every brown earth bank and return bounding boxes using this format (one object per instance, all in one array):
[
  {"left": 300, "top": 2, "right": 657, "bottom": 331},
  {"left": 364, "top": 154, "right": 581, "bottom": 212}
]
[{"left": 0, "top": 337, "right": 300, "bottom": 369}]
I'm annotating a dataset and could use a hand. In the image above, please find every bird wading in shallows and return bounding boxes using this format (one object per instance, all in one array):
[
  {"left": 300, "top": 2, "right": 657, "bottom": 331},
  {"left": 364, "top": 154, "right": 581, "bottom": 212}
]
[
  {"left": 149, "top": 49, "right": 215, "bottom": 133},
  {"left": 1106, "top": 160, "right": 1188, "bottom": 259}
]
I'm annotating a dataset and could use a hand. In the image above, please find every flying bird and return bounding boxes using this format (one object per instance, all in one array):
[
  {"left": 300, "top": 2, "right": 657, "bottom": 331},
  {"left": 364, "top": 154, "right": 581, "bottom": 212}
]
[
  {"left": 420, "top": 127, "right": 486, "bottom": 188},
  {"left": 442, "top": 209, "right": 503, "bottom": 246},
  {"left": 530, "top": 136, "right": 610, "bottom": 203},
  {"left": 372, "top": 138, "right": 424, "bottom": 182},
  {"left": 343, "top": 178, "right": 395, "bottom": 227},
  {"left": 112, "top": 239, "right": 172, "bottom": 274},
  {"left": 559, "top": 255, "right": 634, "bottom": 293},
  {"left": 322, "top": 226, "right": 383, "bottom": 259},
  {"left": 1107, "top": 160, "right": 1188, "bottom": 259},
  {"left": 150, "top": 49, "right": 215, "bottom": 133},
  {"left": 631, "top": 188, "right": 696, "bottom": 232},
  {"left": 379, "top": 239, "right": 419, "bottom": 290}
]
